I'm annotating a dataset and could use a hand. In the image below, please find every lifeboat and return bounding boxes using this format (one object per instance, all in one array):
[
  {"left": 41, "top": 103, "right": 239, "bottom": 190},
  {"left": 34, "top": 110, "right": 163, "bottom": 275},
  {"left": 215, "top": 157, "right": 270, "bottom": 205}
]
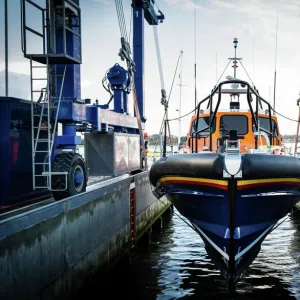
[{"left": 149, "top": 39, "right": 300, "bottom": 288}]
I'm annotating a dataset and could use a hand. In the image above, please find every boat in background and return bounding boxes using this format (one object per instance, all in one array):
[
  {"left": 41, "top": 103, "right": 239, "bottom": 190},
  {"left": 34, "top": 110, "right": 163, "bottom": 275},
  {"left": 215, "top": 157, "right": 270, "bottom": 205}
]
[{"left": 149, "top": 38, "right": 300, "bottom": 288}]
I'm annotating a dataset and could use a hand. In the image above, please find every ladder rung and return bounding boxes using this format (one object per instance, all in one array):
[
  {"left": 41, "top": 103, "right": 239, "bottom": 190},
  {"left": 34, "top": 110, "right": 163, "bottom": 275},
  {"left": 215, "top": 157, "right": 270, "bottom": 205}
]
[
  {"left": 25, "top": 25, "right": 43, "bottom": 38},
  {"left": 31, "top": 64, "right": 67, "bottom": 192},
  {"left": 25, "top": 0, "right": 44, "bottom": 12},
  {"left": 42, "top": 172, "right": 68, "bottom": 175},
  {"left": 34, "top": 139, "right": 49, "bottom": 141}
]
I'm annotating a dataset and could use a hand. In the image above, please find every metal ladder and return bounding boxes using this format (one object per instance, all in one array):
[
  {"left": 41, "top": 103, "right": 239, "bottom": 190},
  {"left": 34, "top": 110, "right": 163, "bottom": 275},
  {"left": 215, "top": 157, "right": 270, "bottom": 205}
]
[{"left": 30, "top": 56, "right": 68, "bottom": 190}]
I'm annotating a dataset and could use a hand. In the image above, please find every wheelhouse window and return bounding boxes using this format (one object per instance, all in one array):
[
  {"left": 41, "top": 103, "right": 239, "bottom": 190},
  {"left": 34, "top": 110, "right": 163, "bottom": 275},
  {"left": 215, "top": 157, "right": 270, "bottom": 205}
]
[
  {"left": 220, "top": 115, "right": 248, "bottom": 135},
  {"left": 253, "top": 117, "right": 278, "bottom": 136},
  {"left": 190, "top": 116, "right": 216, "bottom": 136}
]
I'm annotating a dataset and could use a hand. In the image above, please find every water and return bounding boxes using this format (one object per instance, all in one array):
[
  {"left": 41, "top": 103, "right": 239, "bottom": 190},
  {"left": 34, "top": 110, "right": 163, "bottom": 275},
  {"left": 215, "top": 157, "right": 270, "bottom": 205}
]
[{"left": 75, "top": 208, "right": 300, "bottom": 299}]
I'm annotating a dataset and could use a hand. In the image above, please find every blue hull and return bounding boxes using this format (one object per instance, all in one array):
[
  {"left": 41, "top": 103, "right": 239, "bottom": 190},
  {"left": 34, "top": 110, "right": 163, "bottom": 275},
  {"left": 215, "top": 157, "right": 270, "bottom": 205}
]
[{"left": 163, "top": 180, "right": 300, "bottom": 285}]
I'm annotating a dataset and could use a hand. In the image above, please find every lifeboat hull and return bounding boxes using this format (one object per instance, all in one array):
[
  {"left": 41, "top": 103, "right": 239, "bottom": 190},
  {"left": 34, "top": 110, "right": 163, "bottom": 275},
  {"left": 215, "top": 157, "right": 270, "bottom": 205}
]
[{"left": 149, "top": 153, "right": 300, "bottom": 286}]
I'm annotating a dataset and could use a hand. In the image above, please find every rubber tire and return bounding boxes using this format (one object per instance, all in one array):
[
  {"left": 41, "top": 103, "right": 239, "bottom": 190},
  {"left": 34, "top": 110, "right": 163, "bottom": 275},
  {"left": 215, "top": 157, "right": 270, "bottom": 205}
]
[{"left": 51, "top": 152, "right": 87, "bottom": 200}]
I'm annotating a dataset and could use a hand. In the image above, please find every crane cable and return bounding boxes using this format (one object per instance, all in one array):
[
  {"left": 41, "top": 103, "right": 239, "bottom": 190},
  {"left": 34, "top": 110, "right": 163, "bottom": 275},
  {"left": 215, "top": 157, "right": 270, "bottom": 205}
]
[
  {"left": 158, "top": 52, "right": 182, "bottom": 135},
  {"left": 153, "top": 26, "right": 166, "bottom": 92},
  {"left": 167, "top": 108, "right": 195, "bottom": 122},
  {"left": 115, "top": 0, "right": 128, "bottom": 43},
  {"left": 153, "top": 25, "right": 173, "bottom": 153},
  {"left": 166, "top": 119, "right": 173, "bottom": 149}
]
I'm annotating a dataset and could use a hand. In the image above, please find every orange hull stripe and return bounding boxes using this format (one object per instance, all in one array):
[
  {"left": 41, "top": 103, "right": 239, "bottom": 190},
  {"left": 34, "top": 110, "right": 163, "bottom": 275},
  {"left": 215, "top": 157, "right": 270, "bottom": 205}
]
[
  {"left": 237, "top": 180, "right": 300, "bottom": 190},
  {"left": 159, "top": 176, "right": 228, "bottom": 190}
]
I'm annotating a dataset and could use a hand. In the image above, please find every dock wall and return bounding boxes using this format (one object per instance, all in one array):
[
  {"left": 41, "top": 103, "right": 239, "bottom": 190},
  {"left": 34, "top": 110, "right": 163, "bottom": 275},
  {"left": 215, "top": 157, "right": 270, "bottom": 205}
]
[{"left": 0, "top": 172, "right": 170, "bottom": 300}]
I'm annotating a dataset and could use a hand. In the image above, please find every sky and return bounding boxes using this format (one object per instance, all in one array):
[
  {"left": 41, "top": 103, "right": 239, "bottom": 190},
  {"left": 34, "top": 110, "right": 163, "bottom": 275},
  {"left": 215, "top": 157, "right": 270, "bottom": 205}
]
[{"left": 1, "top": 0, "right": 300, "bottom": 137}]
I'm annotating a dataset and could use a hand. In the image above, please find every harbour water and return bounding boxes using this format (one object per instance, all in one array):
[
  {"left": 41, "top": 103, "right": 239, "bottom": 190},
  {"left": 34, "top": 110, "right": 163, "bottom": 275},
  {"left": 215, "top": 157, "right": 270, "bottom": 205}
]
[{"left": 75, "top": 207, "right": 300, "bottom": 299}]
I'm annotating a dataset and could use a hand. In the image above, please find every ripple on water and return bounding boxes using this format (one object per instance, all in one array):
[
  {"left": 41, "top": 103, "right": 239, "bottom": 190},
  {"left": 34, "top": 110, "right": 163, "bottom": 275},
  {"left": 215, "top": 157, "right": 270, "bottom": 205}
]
[{"left": 74, "top": 209, "right": 300, "bottom": 299}]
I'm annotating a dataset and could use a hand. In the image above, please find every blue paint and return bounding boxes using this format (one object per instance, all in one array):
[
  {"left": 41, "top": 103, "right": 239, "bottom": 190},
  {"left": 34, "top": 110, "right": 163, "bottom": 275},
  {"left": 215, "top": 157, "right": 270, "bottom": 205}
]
[
  {"left": 85, "top": 106, "right": 98, "bottom": 130},
  {"left": 52, "top": 0, "right": 165, "bottom": 154},
  {"left": 51, "top": 0, "right": 83, "bottom": 155},
  {"left": 54, "top": 135, "right": 81, "bottom": 152},
  {"left": 164, "top": 184, "right": 229, "bottom": 227},
  {"left": 162, "top": 179, "right": 300, "bottom": 283},
  {"left": 107, "top": 64, "right": 130, "bottom": 114},
  {"left": 63, "top": 124, "right": 77, "bottom": 136},
  {"left": 56, "top": 124, "right": 81, "bottom": 150},
  {"left": 55, "top": 100, "right": 87, "bottom": 122},
  {"left": 55, "top": 0, "right": 81, "bottom": 99},
  {"left": 131, "top": 1, "right": 165, "bottom": 123},
  {"left": 1, "top": 0, "right": 167, "bottom": 202},
  {"left": 0, "top": 98, "right": 49, "bottom": 206},
  {"left": 190, "top": 218, "right": 228, "bottom": 239},
  {"left": 134, "top": 0, "right": 165, "bottom": 25},
  {"left": 133, "top": 7, "right": 145, "bottom": 122},
  {"left": 113, "top": 90, "right": 123, "bottom": 113},
  {"left": 236, "top": 183, "right": 300, "bottom": 226},
  {"left": 75, "top": 172, "right": 84, "bottom": 185}
]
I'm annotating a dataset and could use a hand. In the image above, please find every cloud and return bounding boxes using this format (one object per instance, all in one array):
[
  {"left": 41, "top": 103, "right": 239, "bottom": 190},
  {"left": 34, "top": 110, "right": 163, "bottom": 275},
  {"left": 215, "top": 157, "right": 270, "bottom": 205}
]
[
  {"left": 168, "top": 0, "right": 300, "bottom": 21},
  {"left": 0, "top": 60, "right": 30, "bottom": 76},
  {"left": 0, "top": 71, "right": 30, "bottom": 99},
  {"left": 81, "top": 80, "right": 93, "bottom": 87},
  {"left": 184, "top": 0, "right": 207, "bottom": 11},
  {"left": 0, "top": 54, "right": 26, "bottom": 64},
  {"left": 91, "top": 0, "right": 111, "bottom": 3},
  {"left": 212, "top": 0, "right": 235, "bottom": 9},
  {"left": 164, "top": 0, "right": 213, "bottom": 12},
  {"left": 165, "top": 0, "right": 181, "bottom": 5}
]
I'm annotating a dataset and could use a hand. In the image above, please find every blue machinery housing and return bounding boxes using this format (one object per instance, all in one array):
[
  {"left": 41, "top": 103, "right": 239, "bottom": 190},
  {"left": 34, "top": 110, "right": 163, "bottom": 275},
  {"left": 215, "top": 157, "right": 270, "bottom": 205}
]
[
  {"left": 0, "top": 0, "right": 165, "bottom": 205},
  {"left": 0, "top": 1, "right": 172, "bottom": 299}
]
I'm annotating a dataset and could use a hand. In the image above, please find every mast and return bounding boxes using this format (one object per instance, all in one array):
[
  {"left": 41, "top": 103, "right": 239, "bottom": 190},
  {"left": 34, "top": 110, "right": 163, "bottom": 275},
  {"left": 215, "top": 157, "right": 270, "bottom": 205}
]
[
  {"left": 233, "top": 38, "right": 238, "bottom": 78},
  {"left": 253, "top": 24, "right": 255, "bottom": 83},
  {"left": 228, "top": 38, "right": 241, "bottom": 79},
  {"left": 178, "top": 50, "right": 183, "bottom": 147},
  {"left": 273, "top": 8, "right": 279, "bottom": 114},
  {"left": 216, "top": 53, "right": 218, "bottom": 82},
  {"left": 294, "top": 95, "right": 300, "bottom": 156},
  {"left": 194, "top": 0, "right": 197, "bottom": 112}
]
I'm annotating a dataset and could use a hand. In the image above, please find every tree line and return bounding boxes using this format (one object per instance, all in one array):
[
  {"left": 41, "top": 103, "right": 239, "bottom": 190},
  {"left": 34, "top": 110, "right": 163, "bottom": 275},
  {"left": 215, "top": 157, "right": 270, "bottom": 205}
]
[
  {"left": 281, "top": 135, "right": 298, "bottom": 142},
  {"left": 148, "top": 134, "right": 187, "bottom": 146},
  {"left": 148, "top": 134, "right": 298, "bottom": 146}
]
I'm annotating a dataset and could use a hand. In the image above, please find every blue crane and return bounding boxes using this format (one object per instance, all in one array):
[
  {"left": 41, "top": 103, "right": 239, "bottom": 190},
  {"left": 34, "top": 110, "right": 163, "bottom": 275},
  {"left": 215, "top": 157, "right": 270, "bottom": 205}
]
[{"left": 19, "top": 0, "right": 165, "bottom": 200}]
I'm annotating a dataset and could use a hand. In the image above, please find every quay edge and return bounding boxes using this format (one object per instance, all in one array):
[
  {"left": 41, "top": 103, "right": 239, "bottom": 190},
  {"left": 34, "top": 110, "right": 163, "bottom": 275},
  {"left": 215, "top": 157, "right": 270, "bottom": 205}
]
[{"left": 0, "top": 171, "right": 171, "bottom": 300}]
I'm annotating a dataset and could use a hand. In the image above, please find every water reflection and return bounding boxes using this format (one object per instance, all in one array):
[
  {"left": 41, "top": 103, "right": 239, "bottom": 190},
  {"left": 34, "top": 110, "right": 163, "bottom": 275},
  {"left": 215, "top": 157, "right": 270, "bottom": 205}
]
[{"left": 75, "top": 209, "right": 300, "bottom": 299}]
